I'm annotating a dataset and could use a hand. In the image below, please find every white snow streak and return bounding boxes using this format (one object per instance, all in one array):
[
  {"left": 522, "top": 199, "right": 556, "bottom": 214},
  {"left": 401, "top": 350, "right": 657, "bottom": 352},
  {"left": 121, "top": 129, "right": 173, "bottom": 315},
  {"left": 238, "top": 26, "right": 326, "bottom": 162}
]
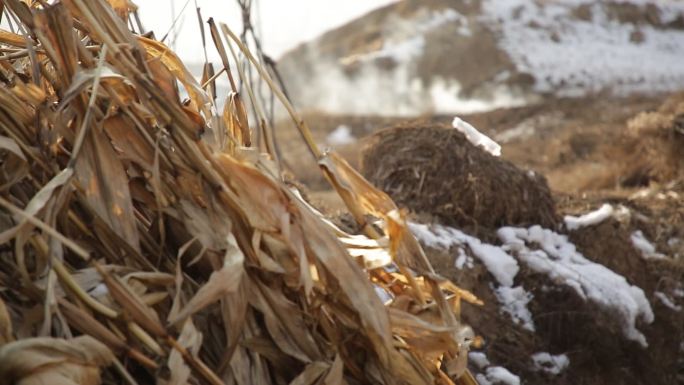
[
  {"left": 452, "top": 117, "right": 502, "bottom": 157},
  {"left": 564, "top": 204, "right": 614, "bottom": 230},
  {"left": 654, "top": 291, "right": 681, "bottom": 312},
  {"left": 531, "top": 352, "right": 570, "bottom": 375},
  {"left": 498, "top": 225, "right": 655, "bottom": 347},
  {"left": 494, "top": 286, "right": 535, "bottom": 331},
  {"left": 631, "top": 230, "right": 666, "bottom": 260},
  {"left": 409, "top": 222, "right": 518, "bottom": 286}
]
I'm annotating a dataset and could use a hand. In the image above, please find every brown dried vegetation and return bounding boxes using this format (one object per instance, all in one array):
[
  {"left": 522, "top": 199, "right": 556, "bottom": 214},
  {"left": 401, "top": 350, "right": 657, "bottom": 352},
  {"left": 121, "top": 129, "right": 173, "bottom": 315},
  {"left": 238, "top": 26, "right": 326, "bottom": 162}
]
[{"left": 0, "top": 1, "right": 480, "bottom": 385}]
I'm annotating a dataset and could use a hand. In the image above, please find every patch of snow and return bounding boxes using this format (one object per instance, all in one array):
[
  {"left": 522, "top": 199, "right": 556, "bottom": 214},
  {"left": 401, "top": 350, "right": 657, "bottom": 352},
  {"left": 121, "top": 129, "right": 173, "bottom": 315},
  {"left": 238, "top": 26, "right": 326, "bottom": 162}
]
[
  {"left": 654, "top": 291, "right": 681, "bottom": 312},
  {"left": 482, "top": 0, "right": 684, "bottom": 96},
  {"left": 409, "top": 222, "right": 519, "bottom": 286},
  {"left": 631, "top": 230, "right": 667, "bottom": 260},
  {"left": 469, "top": 352, "right": 490, "bottom": 369},
  {"left": 476, "top": 374, "right": 492, "bottom": 385},
  {"left": 674, "top": 287, "right": 684, "bottom": 299},
  {"left": 451, "top": 116, "right": 501, "bottom": 156},
  {"left": 494, "top": 286, "right": 536, "bottom": 331},
  {"left": 564, "top": 203, "right": 614, "bottom": 230},
  {"left": 326, "top": 125, "right": 355, "bottom": 146},
  {"left": 429, "top": 79, "right": 527, "bottom": 115},
  {"left": 452, "top": 117, "right": 502, "bottom": 156},
  {"left": 410, "top": 222, "right": 535, "bottom": 334},
  {"left": 484, "top": 366, "right": 521, "bottom": 385},
  {"left": 345, "top": 8, "right": 461, "bottom": 64},
  {"left": 498, "top": 225, "right": 655, "bottom": 347},
  {"left": 468, "top": 241, "right": 519, "bottom": 287},
  {"left": 455, "top": 247, "right": 474, "bottom": 269},
  {"left": 408, "top": 222, "right": 462, "bottom": 250},
  {"left": 531, "top": 352, "right": 570, "bottom": 375}
]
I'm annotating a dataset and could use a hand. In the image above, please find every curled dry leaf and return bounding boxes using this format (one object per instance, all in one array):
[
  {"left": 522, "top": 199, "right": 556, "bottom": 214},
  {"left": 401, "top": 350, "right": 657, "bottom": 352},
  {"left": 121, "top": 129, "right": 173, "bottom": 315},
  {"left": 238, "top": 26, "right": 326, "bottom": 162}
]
[
  {"left": 0, "top": 336, "right": 114, "bottom": 385},
  {"left": 223, "top": 92, "right": 251, "bottom": 148}
]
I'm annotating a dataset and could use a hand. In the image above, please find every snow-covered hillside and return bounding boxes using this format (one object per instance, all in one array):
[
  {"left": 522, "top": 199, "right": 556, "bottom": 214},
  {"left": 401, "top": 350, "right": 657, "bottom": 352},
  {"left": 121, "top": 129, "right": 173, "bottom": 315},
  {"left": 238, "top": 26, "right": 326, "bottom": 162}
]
[{"left": 277, "top": 0, "right": 684, "bottom": 116}]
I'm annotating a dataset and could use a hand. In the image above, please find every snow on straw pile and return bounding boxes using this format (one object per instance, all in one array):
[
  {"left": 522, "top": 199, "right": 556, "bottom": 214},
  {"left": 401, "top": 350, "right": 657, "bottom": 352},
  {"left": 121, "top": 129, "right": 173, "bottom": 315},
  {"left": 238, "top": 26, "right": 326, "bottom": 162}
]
[{"left": 0, "top": 2, "right": 480, "bottom": 384}]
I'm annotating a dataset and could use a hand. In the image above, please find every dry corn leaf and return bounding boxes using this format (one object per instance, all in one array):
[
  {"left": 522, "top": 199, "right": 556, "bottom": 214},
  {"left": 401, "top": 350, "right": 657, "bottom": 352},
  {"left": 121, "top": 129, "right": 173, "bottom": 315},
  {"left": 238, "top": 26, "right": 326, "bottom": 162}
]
[
  {"left": 103, "top": 114, "right": 155, "bottom": 169},
  {"left": 0, "top": 29, "right": 27, "bottom": 47},
  {"left": 167, "top": 319, "right": 202, "bottom": 385},
  {"left": 33, "top": 4, "right": 79, "bottom": 88},
  {"left": 250, "top": 280, "right": 321, "bottom": 363},
  {"left": 323, "top": 354, "right": 345, "bottom": 385},
  {"left": 137, "top": 36, "right": 209, "bottom": 114},
  {"left": 0, "top": 336, "right": 114, "bottom": 385},
  {"left": 74, "top": 124, "right": 140, "bottom": 252},
  {"left": 289, "top": 361, "right": 329, "bottom": 385},
  {"left": 296, "top": 199, "right": 394, "bottom": 367},
  {"left": 223, "top": 92, "right": 251, "bottom": 147},
  {"left": 0, "top": 297, "right": 13, "bottom": 345},
  {"left": 168, "top": 233, "right": 245, "bottom": 325},
  {"left": 147, "top": 55, "right": 180, "bottom": 104},
  {"left": 0, "top": 1, "right": 478, "bottom": 383},
  {"left": 106, "top": 0, "right": 137, "bottom": 19},
  {"left": 0, "top": 135, "right": 28, "bottom": 191}
]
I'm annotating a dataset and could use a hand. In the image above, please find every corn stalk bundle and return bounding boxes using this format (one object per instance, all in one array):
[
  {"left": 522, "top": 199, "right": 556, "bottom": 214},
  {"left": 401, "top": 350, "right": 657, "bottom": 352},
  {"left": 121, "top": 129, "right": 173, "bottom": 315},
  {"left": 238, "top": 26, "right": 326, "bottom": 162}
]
[{"left": 0, "top": 1, "right": 481, "bottom": 384}]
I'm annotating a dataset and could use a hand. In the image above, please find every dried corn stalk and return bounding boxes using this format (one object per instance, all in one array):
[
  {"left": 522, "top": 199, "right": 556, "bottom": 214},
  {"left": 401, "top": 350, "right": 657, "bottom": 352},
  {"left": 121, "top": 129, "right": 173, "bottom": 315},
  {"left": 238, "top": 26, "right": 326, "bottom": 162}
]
[{"left": 0, "top": 1, "right": 481, "bottom": 384}]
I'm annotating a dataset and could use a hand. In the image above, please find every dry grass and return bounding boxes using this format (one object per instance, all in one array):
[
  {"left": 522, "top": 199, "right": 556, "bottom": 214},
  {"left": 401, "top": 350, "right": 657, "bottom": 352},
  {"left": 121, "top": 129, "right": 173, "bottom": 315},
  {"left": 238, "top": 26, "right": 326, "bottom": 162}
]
[{"left": 0, "top": 1, "right": 481, "bottom": 385}]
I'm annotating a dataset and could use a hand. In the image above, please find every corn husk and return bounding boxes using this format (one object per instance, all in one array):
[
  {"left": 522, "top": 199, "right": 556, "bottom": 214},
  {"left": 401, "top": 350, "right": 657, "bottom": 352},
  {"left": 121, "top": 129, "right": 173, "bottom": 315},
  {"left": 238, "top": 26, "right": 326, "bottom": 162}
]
[{"left": 0, "top": 1, "right": 481, "bottom": 384}]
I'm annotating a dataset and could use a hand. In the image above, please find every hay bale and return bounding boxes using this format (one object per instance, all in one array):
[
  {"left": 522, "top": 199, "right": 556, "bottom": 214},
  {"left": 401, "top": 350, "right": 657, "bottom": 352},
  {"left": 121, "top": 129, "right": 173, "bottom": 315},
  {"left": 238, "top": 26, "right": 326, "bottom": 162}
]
[{"left": 361, "top": 123, "right": 559, "bottom": 229}]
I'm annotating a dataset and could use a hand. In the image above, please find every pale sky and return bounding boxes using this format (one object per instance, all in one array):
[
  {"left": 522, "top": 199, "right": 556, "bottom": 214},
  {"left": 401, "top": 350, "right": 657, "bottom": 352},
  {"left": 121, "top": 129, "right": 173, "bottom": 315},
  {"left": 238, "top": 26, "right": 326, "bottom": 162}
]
[{"left": 137, "top": 0, "right": 397, "bottom": 63}]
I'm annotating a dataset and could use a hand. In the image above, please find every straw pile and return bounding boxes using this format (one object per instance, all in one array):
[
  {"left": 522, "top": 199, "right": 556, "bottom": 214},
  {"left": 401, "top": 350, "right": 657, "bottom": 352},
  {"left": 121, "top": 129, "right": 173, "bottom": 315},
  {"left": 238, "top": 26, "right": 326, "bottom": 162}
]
[
  {"left": 361, "top": 123, "right": 559, "bottom": 230},
  {"left": 0, "top": 1, "right": 481, "bottom": 384}
]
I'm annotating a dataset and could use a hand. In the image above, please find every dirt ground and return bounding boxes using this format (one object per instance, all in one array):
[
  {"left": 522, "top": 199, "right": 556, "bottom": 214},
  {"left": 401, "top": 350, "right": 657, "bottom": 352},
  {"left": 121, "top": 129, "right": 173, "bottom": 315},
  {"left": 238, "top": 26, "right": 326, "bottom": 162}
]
[{"left": 275, "top": 91, "right": 684, "bottom": 384}]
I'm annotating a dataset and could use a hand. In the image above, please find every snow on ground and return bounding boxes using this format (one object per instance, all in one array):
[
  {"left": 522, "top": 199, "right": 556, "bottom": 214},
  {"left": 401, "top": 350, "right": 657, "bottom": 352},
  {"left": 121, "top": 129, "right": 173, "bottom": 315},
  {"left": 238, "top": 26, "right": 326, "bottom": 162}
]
[
  {"left": 654, "top": 291, "right": 682, "bottom": 312},
  {"left": 482, "top": 0, "right": 684, "bottom": 96},
  {"left": 452, "top": 117, "right": 502, "bottom": 157},
  {"left": 468, "top": 351, "right": 521, "bottom": 385},
  {"left": 630, "top": 230, "right": 667, "bottom": 260},
  {"left": 469, "top": 352, "right": 491, "bottom": 369},
  {"left": 409, "top": 223, "right": 518, "bottom": 287},
  {"left": 564, "top": 203, "right": 614, "bottom": 230},
  {"left": 409, "top": 223, "right": 530, "bottom": 328},
  {"left": 342, "top": 8, "right": 461, "bottom": 64},
  {"left": 326, "top": 125, "right": 355, "bottom": 145},
  {"left": 455, "top": 247, "right": 474, "bottom": 269},
  {"left": 494, "top": 286, "right": 535, "bottom": 331},
  {"left": 477, "top": 366, "right": 521, "bottom": 385},
  {"left": 498, "top": 225, "right": 655, "bottom": 347},
  {"left": 410, "top": 221, "right": 656, "bottom": 346},
  {"left": 531, "top": 352, "right": 570, "bottom": 375}
]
